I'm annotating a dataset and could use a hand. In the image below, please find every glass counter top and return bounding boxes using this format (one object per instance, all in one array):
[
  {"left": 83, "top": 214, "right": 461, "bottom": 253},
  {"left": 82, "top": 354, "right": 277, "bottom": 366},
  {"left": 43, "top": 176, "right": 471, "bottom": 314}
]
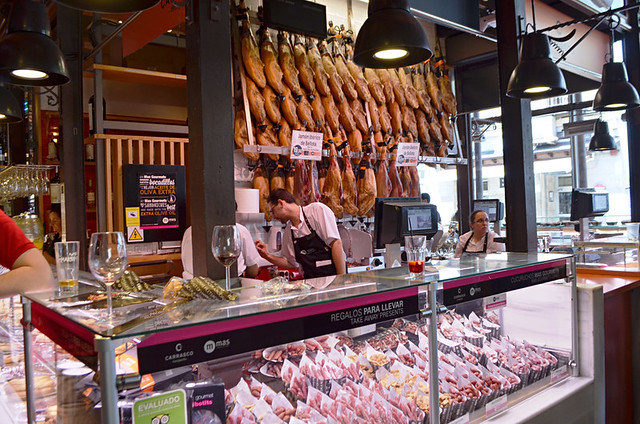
[{"left": 25, "top": 252, "right": 572, "bottom": 341}]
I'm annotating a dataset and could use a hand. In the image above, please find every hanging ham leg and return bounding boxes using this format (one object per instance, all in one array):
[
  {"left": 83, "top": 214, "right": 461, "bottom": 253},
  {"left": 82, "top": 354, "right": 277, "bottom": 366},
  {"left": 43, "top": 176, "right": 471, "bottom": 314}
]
[
  {"left": 398, "top": 67, "right": 420, "bottom": 109},
  {"left": 234, "top": 110, "right": 260, "bottom": 162},
  {"left": 409, "top": 165, "right": 421, "bottom": 197},
  {"left": 341, "top": 146, "right": 358, "bottom": 217},
  {"left": 388, "top": 69, "right": 406, "bottom": 107},
  {"left": 308, "top": 161, "right": 321, "bottom": 203},
  {"left": 389, "top": 102, "right": 403, "bottom": 136},
  {"left": 367, "top": 97, "right": 381, "bottom": 134},
  {"left": 280, "top": 85, "right": 299, "bottom": 127},
  {"left": 348, "top": 129, "right": 363, "bottom": 163},
  {"left": 263, "top": 85, "right": 282, "bottom": 124},
  {"left": 285, "top": 166, "right": 295, "bottom": 194},
  {"left": 364, "top": 68, "right": 386, "bottom": 105},
  {"left": 321, "top": 48, "right": 346, "bottom": 104},
  {"left": 307, "top": 39, "right": 331, "bottom": 97},
  {"left": 293, "top": 159, "right": 312, "bottom": 206},
  {"left": 321, "top": 143, "right": 344, "bottom": 219},
  {"left": 294, "top": 35, "right": 315, "bottom": 93},
  {"left": 245, "top": 75, "right": 267, "bottom": 125},
  {"left": 400, "top": 166, "right": 411, "bottom": 197},
  {"left": 322, "top": 95, "right": 340, "bottom": 133},
  {"left": 426, "top": 68, "right": 443, "bottom": 112},
  {"left": 350, "top": 98, "right": 369, "bottom": 134},
  {"left": 357, "top": 154, "right": 377, "bottom": 217},
  {"left": 376, "top": 153, "right": 392, "bottom": 198},
  {"left": 278, "top": 119, "right": 292, "bottom": 148},
  {"left": 334, "top": 53, "right": 359, "bottom": 101},
  {"left": 296, "top": 93, "right": 315, "bottom": 130},
  {"left": 346, "top": 58, "right": 372, "bottom": 102},
  {"left": 439, "top": 73, "right": 457, "bottom": 115},
  {"left": 389, "top": 158, "right": 403, "bottom": 197},
  {"left": 378, "top": 103, "right": 393, "bottom": 135},
  {"left": 270, "top": 162, "right": 286, "bottom": 191},
  {"left": 240, "top": 20, "right": 266, "bottom": 89},
  {"left": 259, "top": 28, "right": 285, "bottom": 95},
  {"left": 256, "top": 125, "right": 279, "bottom": 161},
  {"left": 254, "top": 164, "right": 272, "bottom": 221},
  {"left": 309, "top": 93, "right": 326, "bottom": 129},
  {"left": 338, "top": 99, "right": 356, "bottom": 133},
  {"left": 402, "top": 105, "right": 418, "bottom": 139},
  {"left": 278, "top": 31, "right": 302, "bottom": 96}
]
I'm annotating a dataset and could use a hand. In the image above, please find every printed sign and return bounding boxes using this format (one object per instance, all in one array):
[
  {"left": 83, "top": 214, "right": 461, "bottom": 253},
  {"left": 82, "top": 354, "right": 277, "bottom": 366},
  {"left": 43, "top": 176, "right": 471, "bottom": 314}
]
[
  {"left": 133, "top": 389, "right": 187, "bottom": 424},
  {"left": 442, "top": 262, "right": 566, "bottom": 306},
  {"left": 484, "top": 293, "right": 507, "bottom": 311},
  {"left": 485, "top": 394, "right": 508, "bottom": 416},
  {"left": 396, "top": 142, "right": 420, "bottom": 167},
  {"left": 450, "top": 413, "right": 470, "bottom": 424},
  {"left": 137, "top": 290, "right": 418, "bottom": 374},
  {"left": 290, "top": 130, "right": 323, "bottom": 160},
  {"left": 550, "top": 365, "right": 569, "bottom": 384},
  {"left": 123, "top": 165, "right": 187, "bottom": 243}
]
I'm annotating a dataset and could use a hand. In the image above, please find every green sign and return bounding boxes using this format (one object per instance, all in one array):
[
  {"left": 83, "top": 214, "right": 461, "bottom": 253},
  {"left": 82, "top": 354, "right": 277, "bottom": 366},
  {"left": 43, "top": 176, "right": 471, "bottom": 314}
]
[{"left": 133, "top": 389, "right": 187, "bottom": 424}]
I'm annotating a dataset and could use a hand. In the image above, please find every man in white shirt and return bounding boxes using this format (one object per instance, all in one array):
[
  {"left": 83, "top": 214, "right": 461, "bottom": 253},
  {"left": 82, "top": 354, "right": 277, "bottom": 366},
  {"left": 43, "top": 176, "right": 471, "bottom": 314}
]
[
  {"left": 254, "top": 189, "right": 345, "bottom": 278},
  {"left": 181, "top": 223, "right": 260, "bottom": 279}
]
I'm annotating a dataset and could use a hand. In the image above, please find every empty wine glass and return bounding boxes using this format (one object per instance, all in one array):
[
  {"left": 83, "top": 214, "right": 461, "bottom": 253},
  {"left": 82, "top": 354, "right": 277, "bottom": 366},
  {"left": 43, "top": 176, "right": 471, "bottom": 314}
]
[
  {"left": 212, "top": 225, "right": 242, "bottom": 291},
  {"left": 88, "top": 232, "right": 128, "bottom": 323}
]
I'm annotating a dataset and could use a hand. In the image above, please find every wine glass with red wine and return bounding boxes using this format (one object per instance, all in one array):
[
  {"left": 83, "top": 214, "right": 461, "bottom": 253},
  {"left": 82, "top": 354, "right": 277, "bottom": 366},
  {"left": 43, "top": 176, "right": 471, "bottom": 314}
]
[{"left": 212, "top": 225, "right": 242, "bottom": 291}]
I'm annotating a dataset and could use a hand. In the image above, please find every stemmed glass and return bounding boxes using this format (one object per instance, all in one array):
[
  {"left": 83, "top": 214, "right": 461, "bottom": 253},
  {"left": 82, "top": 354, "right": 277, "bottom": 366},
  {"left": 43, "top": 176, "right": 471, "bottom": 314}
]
[
  {"left": 212, "top": 225, "right": 242, "bottom": 291},
  {"left": 88, "top": 232, "right": 128, "bottom": 323}
]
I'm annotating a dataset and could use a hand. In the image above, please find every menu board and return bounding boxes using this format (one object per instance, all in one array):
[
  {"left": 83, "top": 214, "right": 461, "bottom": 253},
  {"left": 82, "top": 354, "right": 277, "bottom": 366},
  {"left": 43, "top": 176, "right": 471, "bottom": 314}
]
[{"left": 123, "top": 165, "right": 187, "bottom": 243}]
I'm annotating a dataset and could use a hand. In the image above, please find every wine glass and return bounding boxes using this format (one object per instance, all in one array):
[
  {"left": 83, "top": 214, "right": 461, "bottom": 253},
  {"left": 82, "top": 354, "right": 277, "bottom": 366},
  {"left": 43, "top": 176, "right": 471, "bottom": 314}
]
[
  {"left": 212, "top": 225, "right": 242, "bottom": 291},
  {"left": 88, "top": 232, "right": 128, "bottom": 323}
]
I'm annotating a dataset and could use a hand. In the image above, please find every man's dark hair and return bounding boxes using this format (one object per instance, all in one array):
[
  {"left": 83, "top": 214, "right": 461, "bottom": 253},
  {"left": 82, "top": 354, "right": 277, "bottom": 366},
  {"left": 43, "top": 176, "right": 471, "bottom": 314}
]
[
  {"left": 421, "top": 193, "right": 431, "bottom": 203},
  {"left": 267, "top": 188, "right": 297, "bottom": 205}
]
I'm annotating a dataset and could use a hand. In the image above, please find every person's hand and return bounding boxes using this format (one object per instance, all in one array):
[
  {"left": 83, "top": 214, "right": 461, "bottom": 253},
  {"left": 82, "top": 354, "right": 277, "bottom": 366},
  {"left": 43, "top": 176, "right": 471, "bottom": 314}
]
[{"left": 255, "top": 240, "right": 268, "bottom": 258}]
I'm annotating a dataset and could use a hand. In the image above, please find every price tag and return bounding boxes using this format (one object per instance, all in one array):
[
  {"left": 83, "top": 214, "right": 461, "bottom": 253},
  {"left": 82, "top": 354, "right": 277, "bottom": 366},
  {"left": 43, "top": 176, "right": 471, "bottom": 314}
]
[
  {"left": 290, "top": 130, "right": 323, "bottom": 160},
  {"left": 396, "top": 142, "right": 419, "bottom": 166},
  {"left": 449, "top": 413, "right": 470, "bottom": 424},
  {"left": 484, "top": 293, "right": 507, "bottom": 311},
  {"left": 550, "top": 365, "right": 569, "bottom": 383},
  {"left": 485, "top": 394, "right": 508, "bottom": 416}
]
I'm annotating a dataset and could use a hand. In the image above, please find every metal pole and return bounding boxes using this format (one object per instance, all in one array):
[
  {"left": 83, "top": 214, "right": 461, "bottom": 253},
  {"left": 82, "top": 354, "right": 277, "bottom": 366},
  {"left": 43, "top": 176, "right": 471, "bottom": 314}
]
[
  {"left": 21, "top": 298, "right": 35, "bottom": 424},
  {"left": 428, "top": 281, "right": 439, "bottom": 424},
  {"left": 96, "top": 337, "right": 119, "bottom": 424},
  {"left": 570, "top": 257, "right": 579, "bottom": 376}
]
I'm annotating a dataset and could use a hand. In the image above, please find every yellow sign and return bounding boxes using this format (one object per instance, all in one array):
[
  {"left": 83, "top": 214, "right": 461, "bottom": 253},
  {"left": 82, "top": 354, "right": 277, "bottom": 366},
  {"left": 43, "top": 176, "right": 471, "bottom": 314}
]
[
  {"left": 126, "top": 207, "right": 141, "bottom": 227},
  {"left": 127, "top": 227, "right": 144, "bottom": 242}
]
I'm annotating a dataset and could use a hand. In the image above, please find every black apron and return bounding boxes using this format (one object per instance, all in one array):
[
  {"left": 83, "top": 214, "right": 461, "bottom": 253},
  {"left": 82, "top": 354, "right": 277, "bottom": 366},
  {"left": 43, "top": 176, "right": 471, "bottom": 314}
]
[
  {"left": 291, "top": 207, "right": 337, "bottom": 278},
  {"left": 461, "top": 232, "right": 489, "bottom": 256}
]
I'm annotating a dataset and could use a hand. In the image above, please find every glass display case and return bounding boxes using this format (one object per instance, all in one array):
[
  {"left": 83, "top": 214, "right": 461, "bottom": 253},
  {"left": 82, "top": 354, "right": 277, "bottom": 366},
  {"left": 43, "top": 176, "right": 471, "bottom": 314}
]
[{"left": 20, "top": 252, "right": 592, "bottom": 424}]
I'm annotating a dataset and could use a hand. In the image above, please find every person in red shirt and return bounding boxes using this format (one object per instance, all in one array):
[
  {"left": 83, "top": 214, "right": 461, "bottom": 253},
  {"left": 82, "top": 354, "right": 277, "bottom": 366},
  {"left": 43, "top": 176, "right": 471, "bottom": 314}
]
[{"left": 0, "top": 209, "right": 54, "bottom": 296}]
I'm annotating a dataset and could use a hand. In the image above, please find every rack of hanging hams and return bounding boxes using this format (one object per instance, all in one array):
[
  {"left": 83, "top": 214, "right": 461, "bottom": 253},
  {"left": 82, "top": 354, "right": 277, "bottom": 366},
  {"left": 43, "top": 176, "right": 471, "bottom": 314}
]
[{"left": 234, "top": 3, "right": 459, "bottom": 221}]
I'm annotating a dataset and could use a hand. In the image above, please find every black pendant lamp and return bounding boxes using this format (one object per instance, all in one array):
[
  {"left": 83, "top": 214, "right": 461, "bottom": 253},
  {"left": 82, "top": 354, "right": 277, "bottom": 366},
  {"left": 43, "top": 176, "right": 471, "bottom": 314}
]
[
  {"left": 588, "top": 119, "right": 617, "bottom": 151},
  {"left": 592, "top": 62, "right": 640, "bottom": 111},
  {"left": 0, "top": 0, "right": 69, "bottom": 86},
  {"left": 353, "top": 0, "right": 432, "bottom": 68},
  {"left": 54, "top": 0, "right": 160, "bottom": 13},
  {"left": 506, "top": 33, "right": 567, "bottom": 99},
  {"left": 0, "top": 86, "right": 23, "bottom": 123}
]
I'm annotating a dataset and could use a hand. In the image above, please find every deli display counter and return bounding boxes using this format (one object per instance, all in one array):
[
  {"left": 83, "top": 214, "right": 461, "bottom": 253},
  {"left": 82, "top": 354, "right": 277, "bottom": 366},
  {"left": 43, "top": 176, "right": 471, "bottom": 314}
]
[{"left": 18, "top": 252, "right": 603, "bottom": 424}]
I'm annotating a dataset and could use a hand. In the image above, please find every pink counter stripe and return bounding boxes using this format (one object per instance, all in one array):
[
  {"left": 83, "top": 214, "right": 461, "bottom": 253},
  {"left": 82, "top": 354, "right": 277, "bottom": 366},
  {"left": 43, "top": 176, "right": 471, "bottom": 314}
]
[
  {"left": 140, "top": 225, "right": 179, "bottom": 230},
  {"left": 139, "top": 286, "right": 418, "bottom": 347},
  {"left": 442, "top": 260, "right": 566, "bottom": 290}
]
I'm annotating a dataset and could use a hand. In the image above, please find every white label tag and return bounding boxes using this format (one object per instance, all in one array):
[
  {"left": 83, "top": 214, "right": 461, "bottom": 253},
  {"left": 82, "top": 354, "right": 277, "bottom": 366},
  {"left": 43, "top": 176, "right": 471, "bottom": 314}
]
[
  {"left": 484, "top": 293, "right": 507, "bottom": 311},
  {"left": 486, "top": 394, "right": 508, "bottom": 416},
  {"left": 396, "top": 142, "right": 420, "bottom": 167},
  {"left": 550, "top": 365, "right": 569, "bottom": 383},
  {"left": 316, "top": 259, "right": 332, "bottom": 267},
  {"left": 290, "top": 130, "right": 323, "bottom": 161},
  {"left": 449, "top": 413, "right": 470, "bottom": 424}
]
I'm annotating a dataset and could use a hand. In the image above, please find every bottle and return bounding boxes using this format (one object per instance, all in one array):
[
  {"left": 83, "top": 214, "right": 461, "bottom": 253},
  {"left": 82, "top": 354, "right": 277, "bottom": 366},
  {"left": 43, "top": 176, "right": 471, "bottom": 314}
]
[
  {"left": 88, "top": 95, "right": 106, "bottom": 135},
  {"left": 50, "top": 169, "right": 61, "bottom": 204},
  {"left": 87, "top": 179, "right": 95, "bottom": 208}
]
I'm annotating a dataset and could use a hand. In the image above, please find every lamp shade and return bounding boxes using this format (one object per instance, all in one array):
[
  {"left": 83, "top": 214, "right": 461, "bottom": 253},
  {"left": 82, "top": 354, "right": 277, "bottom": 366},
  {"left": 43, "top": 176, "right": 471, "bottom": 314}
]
[
  {"left": 0, "top": 0, "right": 69, "bottom": 86},
  {"left": 588, "top": 119, "right": 617, "bottom": 151},
  {"left": 506, "top": 33, "right": 567, "bottom": 99},
  {"left": 0, "top": 86, "right": 22, "bottom": 123},
  {"left": 592, "top": 62, "right": 640, "bottom": 111},
  {"left": 54, "top": 0, "right": 160, "bottom": 13},
  {"left": 353, "top": 0, "right": 432, "bottom": 68}
]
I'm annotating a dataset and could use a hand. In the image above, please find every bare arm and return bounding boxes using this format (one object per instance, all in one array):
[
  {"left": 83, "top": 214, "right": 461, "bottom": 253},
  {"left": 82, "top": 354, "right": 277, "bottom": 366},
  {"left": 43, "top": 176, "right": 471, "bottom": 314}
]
[
  {"left": 0, "top": 248, "right": 54, "bottom": 297},
  {"left": 244, "top": 264, "right": 259, "bottom": 278},
  {"left": 254, "top": 240, "right": 297, "bottom": 269},
  {"left": 330, "top": 239, "right": 346, "bottom": 275}
]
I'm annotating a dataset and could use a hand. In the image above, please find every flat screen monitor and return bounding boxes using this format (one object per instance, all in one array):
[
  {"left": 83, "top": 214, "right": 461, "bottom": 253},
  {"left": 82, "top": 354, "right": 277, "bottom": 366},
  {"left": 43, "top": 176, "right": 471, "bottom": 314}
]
[
  {"left": 373, "top": 198, "right": 439, "bottom": 249},
  {"left": 570, "top": 188, "right": 609, "bottom": 220},
  {"left": 472, "top": 199, "right": 504, "bottom": 222}
]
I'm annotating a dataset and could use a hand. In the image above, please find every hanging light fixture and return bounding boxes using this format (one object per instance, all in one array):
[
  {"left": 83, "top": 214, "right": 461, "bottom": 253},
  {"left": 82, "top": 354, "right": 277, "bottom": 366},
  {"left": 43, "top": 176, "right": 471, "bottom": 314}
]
[
  {"left": 506, "top": 32, "right": 567, "bottom": 99},
  {"left": 593, "top": 19, "right": 639, "bottom": 111},
  {"left": 353, "top": 0, "right": 432, "bottom": 68},
  {"left": 588, "top": 119, "right": 617, "bottom": 151},
  {"left": 54, "top": 0, "right": 160, "bottom": 13},
  {"left": 0, "top": 86, "right": 22, "bottom": 123},
  {"left": 0, "top": 0, "right": 69, "bottom": 86}
]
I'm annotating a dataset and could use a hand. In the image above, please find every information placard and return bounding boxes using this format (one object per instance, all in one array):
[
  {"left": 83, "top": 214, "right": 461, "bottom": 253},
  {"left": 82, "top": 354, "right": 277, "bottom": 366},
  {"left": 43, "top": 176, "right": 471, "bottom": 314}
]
[
  {"left": 396, "top": 142, "right": 420, "bottom": 167},
  {"left": 123, "top": 165, "right": 187, "bottom": 243},
  {"left": 290, "top": 130, "right": 323, "bottom": 160}
]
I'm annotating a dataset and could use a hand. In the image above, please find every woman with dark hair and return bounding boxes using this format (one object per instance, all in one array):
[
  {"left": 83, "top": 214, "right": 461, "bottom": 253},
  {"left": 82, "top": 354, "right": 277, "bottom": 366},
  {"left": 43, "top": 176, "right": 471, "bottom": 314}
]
[
  {"left": 454, "top": 210, "right": 505, "bottom": 258},
  {"left": 42, "top": 204, "right": 62, "bottom": 264}
]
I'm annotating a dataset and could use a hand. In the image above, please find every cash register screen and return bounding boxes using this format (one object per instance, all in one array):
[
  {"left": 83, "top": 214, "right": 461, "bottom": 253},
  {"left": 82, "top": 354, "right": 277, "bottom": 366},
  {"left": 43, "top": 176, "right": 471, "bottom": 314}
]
[{"left": 407, "top": 208, "right": 433, "bottom": 231}]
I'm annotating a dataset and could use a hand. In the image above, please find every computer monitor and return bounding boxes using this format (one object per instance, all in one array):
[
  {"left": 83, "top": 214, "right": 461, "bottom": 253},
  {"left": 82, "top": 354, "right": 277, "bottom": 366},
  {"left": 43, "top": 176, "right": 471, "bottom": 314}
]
[
  {"left": 373, "top": 198, "right": 439, "bottom": 249},
  {"left": 570, "top": 188, "right": 609, "bottom": 220},
  {"left": 472, "top": 199, "right": 504, "bottom": 222}
]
